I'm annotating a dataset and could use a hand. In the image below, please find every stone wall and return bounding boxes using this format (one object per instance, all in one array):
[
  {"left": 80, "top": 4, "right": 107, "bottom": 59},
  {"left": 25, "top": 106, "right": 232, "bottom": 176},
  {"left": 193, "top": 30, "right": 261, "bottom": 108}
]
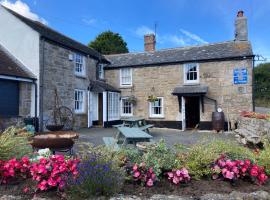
[
  {"left": 19, "top": 82, "right": 32, "bottom": 117},
  {"left": 235, "top": 116, "right": 270, "bottom": 144},
  {"left": 42, "top": 40, "right": 97, "bottom": 129},
  {"left": 105, "top": 59, "right": 253, "bottom": 126}
]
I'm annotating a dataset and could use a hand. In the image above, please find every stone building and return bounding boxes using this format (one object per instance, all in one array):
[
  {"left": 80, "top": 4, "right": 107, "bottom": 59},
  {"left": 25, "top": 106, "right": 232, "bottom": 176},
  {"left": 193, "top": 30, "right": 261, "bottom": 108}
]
[
  {"left": 0, "top": 7, "right": 254, "bottom": 131},
  {"left": 0, "top": 5, "right": 120, "bottom": 130},
  {"left": 105, "top": 11, "right": 254, "bottom": 130}
]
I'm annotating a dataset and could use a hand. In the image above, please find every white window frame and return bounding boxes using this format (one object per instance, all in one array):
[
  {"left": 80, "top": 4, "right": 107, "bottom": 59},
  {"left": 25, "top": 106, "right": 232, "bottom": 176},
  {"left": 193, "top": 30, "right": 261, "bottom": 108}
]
[
  {"left": 108, "top": 92, "right": 120, "bottom": 121},
  {"left": 121, "top": 97, "right": 133, "bottom": 117},
  {"left": 98, "top": 64, "right": 104, "bottom": 79},
  {"left": 149, "top": 97, "right": 164, "bottom": 118},
  {"left": 184, "top": 63, "right": 199, "bottom": 84},
  {"left": 74, "top": 53, "right": 86, "bottom": 77},
  {"left": 120, "top": 68, "right": 132, "bottom": 87},
  {"left": 74, "top": 89, "right": 86, "bottom": 114}
]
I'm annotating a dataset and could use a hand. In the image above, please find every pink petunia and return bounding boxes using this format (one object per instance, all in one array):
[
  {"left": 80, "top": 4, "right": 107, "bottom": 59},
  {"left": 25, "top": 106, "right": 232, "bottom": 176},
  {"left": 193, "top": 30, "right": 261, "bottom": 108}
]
[{"left": 146, "top": 178, "right": 154, "bottom": 187}]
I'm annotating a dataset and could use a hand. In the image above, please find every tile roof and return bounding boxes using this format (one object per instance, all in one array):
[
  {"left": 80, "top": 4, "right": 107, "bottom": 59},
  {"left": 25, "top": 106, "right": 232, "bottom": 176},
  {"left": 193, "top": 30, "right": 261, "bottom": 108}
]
[
  {"left": 106, "top": 41, "right": 253, "bottom": 68},
  {"left": 0, "top": 44, "right": 36, "bottom": 79},
  {"left": 2, "top": 6, "right": 109, "bottom": 63},
  {"left": 172, "top": 85, "right": 208, "bottom": 95},
  {"left": 89, "top": 80, "right": 120, "bottom": 93}
]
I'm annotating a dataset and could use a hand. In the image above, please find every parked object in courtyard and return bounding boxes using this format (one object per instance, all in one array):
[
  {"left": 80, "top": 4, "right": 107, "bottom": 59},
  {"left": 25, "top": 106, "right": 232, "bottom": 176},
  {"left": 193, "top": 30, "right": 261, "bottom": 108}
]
[{"left": 212, "top": 111, "right": 225, "bottom": 132}]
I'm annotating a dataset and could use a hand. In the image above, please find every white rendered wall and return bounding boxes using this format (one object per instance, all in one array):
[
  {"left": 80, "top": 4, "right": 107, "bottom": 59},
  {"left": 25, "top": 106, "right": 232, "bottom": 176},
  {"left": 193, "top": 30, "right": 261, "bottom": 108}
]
[{"left": 0, "top": 6, "right": 40, "bottom": 116}]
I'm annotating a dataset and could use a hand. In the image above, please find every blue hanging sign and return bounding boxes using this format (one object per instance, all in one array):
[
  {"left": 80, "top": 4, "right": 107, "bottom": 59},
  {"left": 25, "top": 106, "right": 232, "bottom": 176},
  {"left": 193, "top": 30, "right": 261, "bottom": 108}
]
[{"left": 233, "top": 68, "right": 248, "bottom": 84}]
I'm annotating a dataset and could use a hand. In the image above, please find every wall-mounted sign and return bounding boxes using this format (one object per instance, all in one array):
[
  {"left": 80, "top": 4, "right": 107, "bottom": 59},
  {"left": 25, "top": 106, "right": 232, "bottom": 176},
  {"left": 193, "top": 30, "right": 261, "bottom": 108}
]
[{"left": 233, "top": 68, "right": 248, "bottom": 84}]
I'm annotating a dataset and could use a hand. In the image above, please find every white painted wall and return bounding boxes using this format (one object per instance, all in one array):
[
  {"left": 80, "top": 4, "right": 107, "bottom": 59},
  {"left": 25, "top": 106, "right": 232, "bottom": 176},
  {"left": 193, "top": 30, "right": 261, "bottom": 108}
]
[{"left": 0, "top": 6, "right": 40, "bottom": 116}]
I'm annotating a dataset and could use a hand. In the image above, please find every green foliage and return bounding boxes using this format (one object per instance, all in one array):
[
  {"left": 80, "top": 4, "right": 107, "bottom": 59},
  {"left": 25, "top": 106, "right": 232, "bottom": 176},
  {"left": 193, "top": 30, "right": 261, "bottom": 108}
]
[
  {"left": 141, "top": 139, "right": 176, "bottom": 177},
  {"left": 176, "top": 140, "right": 255, "bottom": 180},
  {"left": 257, "top": 140, "right": 270, "bottom": 175},
  {"left": 254, "top": 63, "right": 270, "bottom": 107},
  {"left": 0, "top": 126, "right": 32, "bottom": 160},
  {"left": 116, "top": 147, "right": 142, "bottom": 164},
  {"left": 89, "top": 31, "right": 129, "bottom": 54}
]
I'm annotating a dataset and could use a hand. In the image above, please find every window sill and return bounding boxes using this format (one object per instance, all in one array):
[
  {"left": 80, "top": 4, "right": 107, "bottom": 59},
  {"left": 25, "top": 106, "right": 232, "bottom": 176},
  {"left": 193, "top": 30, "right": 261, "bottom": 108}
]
[
  {"left": 121, "top": 114, "right": 133, "bottom": 118},
  {"left": 119, "top": 85, "right": 132, "bottom": 89},
  {"left": 183, "top": 82, "right": 200, "bottom": 86},
  {"left": 75, "top": 74, "right": 87, "bottom": 79},
  {"left": 149, "top": 116, "right": 165, "bottom": 119}
]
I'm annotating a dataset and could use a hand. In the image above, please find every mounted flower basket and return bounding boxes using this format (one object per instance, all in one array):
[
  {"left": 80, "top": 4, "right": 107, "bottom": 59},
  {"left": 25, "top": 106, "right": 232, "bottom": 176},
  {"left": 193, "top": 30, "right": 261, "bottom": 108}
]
[
  {"left": 147, "top": 95, "right": 158, "bottom": 102},
  {"left": 127, "top": 95, "right": 137, "bottom": 105}
]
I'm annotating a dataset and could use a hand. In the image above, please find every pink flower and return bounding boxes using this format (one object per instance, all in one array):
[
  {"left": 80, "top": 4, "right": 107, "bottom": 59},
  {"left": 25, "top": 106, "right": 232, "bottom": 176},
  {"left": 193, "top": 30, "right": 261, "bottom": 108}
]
[
  {"left": 133, "top": 171, "right": 140, "bottom": 178},
  {"left": 148, "top": 167, "right": 153, "bottom": 174},
  {"left": 225, "top": 171, "right": 234, "bottom": 179},
  {"left": 132, "top": 164, "right": 138, "bottom": 171},
  {"left": 258, "top": 173, "right": 268, "bottom": 184},
  {"left": 23, "top": 187, "right": 30, "bottom": 193},
  {"left": 245, "top": 160, "right": 251, "bottom": 166},
  {"left": 250, "top": 168, "right": 259, "bottom": 177},
  {"left": 168, "top": 172, "right": 174, "bottom": 179},
  {"left": 173, "top": 176, "right": 179, "bottom": 184},
  {"left": 176, "top": 170, "right": 181, "bottom": 176},
  {"left": 146, "top": 178, "right": 154, "bottom": 187}
]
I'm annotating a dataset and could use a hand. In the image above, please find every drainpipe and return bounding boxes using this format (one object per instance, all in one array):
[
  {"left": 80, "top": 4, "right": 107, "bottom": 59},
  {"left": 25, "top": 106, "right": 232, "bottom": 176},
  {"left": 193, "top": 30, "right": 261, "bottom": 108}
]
[
  {"left": 39, "top": 38, "right": 45, "bottom": 132},
  {"left": 252, "top": 55, "right": 255, "bottom": 112},
  {"left": 33, "top": 80, "right": 38, "bottom": 132},
  {"left": 205, "top": 96, "right": 217, "bottom": 111}
]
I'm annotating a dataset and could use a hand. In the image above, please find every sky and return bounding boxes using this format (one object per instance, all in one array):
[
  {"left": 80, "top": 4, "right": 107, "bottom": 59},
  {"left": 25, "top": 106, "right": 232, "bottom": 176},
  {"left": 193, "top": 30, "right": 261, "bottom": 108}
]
[{"left": 1, "top": 0, "right": 270, "bottom": 64}]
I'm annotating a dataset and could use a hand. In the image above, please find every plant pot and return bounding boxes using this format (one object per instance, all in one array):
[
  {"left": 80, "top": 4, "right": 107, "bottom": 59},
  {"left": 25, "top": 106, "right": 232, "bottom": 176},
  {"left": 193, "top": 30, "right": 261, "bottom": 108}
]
[{"left": 46, "top": 124, "right": 64, "bottom": 131}]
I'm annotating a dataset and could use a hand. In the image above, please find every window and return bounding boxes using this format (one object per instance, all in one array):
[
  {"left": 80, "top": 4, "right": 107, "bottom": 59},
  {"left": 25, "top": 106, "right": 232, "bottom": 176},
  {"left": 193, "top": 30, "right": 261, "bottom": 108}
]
[
  {"left": 120, "top": 68, "right": 132, "bottom": 86},
  {"left": 184, "top": 63, "right": 199, "bottom": 84},
  {"left": 121, "top": 98, "right": 133, "bottom": 116},
  {"left": 149, "top": 97, "right": 164, "bottom": 118},
  {"left": 74, "top": 89, "right": 85, "bottom": 113},
  {"left": 108, "top": 92, "right": 120, "bottom": 120},
  {"left": 74, "top": 53, "right": 85, "bottom": 76},
  {"left": 98, "top": 64, "right": 104, "bottom": 79}
]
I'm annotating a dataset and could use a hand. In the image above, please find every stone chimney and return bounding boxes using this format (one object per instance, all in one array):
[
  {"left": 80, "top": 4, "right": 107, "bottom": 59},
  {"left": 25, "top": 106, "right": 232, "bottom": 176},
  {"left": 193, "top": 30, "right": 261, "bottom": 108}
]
[
  {"left": 144, "top": 34, "right": 156, "bottom": 51},
  {"left": 235, "top": 10, "right": 248, "bottom": 41}
]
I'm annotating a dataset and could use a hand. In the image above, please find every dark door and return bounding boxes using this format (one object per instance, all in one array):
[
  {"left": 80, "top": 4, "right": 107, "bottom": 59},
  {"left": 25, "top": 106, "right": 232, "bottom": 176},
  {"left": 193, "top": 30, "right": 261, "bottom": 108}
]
[
  {"left": 0, "top": 79, "right": 19, "bottom": 117},
  {"left": 185, "top": 96, "right": 200, "bottom": 129},
  {"left": 98, "top": 93, "right": 103, "bottom": 126}
]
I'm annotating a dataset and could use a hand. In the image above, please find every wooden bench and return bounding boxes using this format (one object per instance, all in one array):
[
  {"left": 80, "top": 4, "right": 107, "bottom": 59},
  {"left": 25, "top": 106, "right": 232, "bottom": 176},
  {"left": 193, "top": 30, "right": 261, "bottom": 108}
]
[
  {"left": 139, "top": 124, "right": 154, "bottom": 133},
  {"left": 103, "top": 137, "right": 120, "bottom": 150}
]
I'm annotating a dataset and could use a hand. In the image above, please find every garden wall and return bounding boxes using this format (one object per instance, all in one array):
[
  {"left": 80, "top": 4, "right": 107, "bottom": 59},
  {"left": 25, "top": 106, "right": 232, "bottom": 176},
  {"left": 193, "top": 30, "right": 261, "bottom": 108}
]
[{"left": 234, "top": 116, "right": 270, "bottom": 144}]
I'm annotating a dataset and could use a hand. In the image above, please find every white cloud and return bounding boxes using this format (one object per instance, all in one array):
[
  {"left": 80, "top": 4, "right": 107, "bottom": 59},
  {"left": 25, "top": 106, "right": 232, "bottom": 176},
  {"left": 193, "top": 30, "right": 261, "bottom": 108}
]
[
  {"left": 180, "top": 29, "right": 208, "bottom": 44},
  {"left": 82, "top": 18, "right": 97, "bottom": 26},
  {"left": 165, "top": 35, "right": 186, "bottom": 46},
  {"left": 1, "top": 0, "right": 47, "bottom": 24}
]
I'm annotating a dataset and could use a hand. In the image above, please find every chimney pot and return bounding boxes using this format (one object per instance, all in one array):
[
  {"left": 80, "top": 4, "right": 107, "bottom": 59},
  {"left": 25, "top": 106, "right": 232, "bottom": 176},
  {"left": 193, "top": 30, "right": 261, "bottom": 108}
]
[
  {"left": 237, "top": 10, "right": 244, "bottom": 17},
  {"left": 144, "top": 34, "right": 156, "bottom": 52}
]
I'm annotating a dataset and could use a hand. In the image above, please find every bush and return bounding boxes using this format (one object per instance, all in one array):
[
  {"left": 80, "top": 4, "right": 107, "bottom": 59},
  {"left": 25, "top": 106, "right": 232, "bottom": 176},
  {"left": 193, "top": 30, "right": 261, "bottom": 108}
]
[
  {"left": 67, "top": 153, "right": 125, "bottom": 198},
  {"left": 0, "top": 126, "right": 32, "bottom": 160},
  {"left": 257, "top": 140, "right": 270, "bottom": 175},
  {"left": 141, "top": 139, "right": 176, "bottom": 177}
]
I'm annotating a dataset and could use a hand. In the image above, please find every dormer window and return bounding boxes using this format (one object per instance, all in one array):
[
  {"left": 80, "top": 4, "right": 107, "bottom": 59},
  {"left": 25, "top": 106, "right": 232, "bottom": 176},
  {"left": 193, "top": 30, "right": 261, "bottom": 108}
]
[
  {"left": 98, "top": 64, "right": 104, "bottom": 79},
  {"left": 74, "top": 53, "right": 85, "bottom": 77},
  {"left": 184, "top": 63, "right": 199, "bottom": 84}
]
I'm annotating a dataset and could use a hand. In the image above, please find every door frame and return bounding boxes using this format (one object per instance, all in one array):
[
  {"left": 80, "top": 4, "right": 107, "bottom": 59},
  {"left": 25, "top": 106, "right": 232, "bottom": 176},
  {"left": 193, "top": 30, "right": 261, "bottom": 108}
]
[{"left": 181, "top": 96, "right": 200, "bottom": 130}]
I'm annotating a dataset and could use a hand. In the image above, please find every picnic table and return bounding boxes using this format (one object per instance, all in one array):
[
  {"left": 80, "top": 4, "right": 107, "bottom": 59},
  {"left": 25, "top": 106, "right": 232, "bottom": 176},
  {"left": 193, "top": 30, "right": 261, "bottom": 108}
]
[
  {"left": 103, "top": 127, "right": 152, "bottom": 150},
  {"left": 113, "top": 117, "right": 154, "bottom": 133}
]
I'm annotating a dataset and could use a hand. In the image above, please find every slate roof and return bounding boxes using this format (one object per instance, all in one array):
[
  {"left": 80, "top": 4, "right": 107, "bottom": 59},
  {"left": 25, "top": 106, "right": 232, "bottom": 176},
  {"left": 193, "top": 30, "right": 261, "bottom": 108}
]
[
  {"left": 89, "top": 80, "right": 120, "bottom": 93},
  {"left": 0, "top": 44, "right": 36, "bottom": 80},
  {"left": 106, "top": 41, "right": 253, "bottom": 68},
  {"left": 172, "top": 85, "right": 208, "bottom": 95},
  {"left": 2, "top": 6, "right": 109, "bottom": 63}
]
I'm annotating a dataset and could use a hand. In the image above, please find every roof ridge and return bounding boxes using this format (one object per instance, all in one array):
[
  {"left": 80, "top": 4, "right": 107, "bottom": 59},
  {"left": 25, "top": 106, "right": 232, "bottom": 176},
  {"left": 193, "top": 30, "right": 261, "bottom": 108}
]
[
  {"left": 106, "top": 40, "right": 250, "bottom": 57},
  {"left": 0, "top": 43, "right": 36, "bottom": 79}
]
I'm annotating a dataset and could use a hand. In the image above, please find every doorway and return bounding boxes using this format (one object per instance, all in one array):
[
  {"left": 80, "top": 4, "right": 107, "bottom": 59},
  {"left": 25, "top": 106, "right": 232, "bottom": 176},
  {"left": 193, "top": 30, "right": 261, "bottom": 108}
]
[
  {"left": 185, "top": 96, "right": 200, "bottom": 129},
  {"left": 98, "top": 93, "right": 103, "bottom": 126}
]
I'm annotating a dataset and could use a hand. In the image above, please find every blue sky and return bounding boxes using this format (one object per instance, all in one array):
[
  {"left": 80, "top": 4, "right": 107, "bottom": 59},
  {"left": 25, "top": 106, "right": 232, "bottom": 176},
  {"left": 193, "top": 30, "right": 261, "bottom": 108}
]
[{"left": 1, "top": 0, "right": 270, "bottom": 63}]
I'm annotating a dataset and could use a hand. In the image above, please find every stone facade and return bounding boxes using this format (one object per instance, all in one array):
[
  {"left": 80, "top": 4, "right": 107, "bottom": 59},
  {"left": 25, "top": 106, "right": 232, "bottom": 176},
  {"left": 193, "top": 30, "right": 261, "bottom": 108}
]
[
  {"left": 105, "top": 58, "right": 253, "bottom": 128},
  {"left": 19, "top": 82, "right": 32, "bottom": 117},
  {"left": 41, "top": 40, "right": 97, "bottom": 129}
]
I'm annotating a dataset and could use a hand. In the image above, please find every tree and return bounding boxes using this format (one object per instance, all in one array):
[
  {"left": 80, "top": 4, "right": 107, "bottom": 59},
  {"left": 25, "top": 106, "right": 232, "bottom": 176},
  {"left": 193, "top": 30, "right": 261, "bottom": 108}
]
[
  {"left": 254, "top": 62, "right": 270, "bottom": 107},
  {"left": 88, "top": 31, "right": 128, "bottom": 55}
]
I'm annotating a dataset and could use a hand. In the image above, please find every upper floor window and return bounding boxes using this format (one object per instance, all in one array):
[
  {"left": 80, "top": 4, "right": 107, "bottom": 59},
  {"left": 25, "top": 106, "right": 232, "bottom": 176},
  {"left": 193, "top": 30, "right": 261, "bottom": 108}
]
[
  {"left": 149, "top": 97, "right": 164, "bottom": 118},
  {"left": 74, "top": 53, "right": 85, "bottom": 76},
  {"left": 184, "top": 63, "right": 199, "bottom": 84},
  {"left": 74, "top": 89, "right": 85, "bottom": 113},
  {"left": 121, "top": 97, "right": 133, "bottom": 117},
  {"left": 120, "top": 68, "right": 132, "bottom": 86},
  {"left": 98, "top": 64, "right": 104, "bottom": 79}
]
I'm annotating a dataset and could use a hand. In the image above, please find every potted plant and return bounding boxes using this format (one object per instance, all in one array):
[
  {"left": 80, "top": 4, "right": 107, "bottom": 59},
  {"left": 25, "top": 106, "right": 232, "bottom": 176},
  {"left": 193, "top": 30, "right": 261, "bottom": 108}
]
[
  {"left": 147, "top": 95, "right": 158, "bottom": 102},
  {"left": 127, "top": 95, "right": 137, "bottom": 105}
]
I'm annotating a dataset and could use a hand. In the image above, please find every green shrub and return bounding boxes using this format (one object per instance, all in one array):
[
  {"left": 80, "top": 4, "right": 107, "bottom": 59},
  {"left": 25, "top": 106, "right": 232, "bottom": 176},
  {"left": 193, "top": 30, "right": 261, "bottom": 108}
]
[
  {"left": 257, "top": 140, "right": 270, "bottom": 175},
  {"left": 67, "top": 153, "right": 125, "bottom": 198},
  {"left": 141, "top": 139, "right": 176, "bottom": 177},
  {"left": 0, "top": 126, "right": 32, "bottom": 160},
  {"left": 176, "top": 140, "right": 255, "bottom": 180},
  {"left": 116, "top": 147, "right": 142, "bottom": 164}
]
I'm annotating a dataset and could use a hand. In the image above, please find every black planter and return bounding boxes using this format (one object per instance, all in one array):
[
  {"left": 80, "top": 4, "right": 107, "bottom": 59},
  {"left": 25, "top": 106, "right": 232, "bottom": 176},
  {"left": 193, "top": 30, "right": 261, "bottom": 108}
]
[{"left": 46, "top": 124, "right": 64, "bottom": 131}]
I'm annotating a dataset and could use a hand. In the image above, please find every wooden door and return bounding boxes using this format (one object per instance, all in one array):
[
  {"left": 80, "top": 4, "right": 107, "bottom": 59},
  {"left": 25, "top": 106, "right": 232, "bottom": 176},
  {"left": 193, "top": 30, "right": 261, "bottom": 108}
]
[
  {"left": 98, "top": 93, "right": 103, "bottom": 126},
  {"left": 185, "top": 96, "right": 200, "bottom": 129}
]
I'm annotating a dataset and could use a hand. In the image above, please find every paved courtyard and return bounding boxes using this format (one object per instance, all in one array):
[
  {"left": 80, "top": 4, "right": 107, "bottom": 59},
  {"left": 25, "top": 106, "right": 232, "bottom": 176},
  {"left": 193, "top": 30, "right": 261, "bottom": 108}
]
[{"left": 76, "top": 127, "right": 235, "bottom": 147}]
